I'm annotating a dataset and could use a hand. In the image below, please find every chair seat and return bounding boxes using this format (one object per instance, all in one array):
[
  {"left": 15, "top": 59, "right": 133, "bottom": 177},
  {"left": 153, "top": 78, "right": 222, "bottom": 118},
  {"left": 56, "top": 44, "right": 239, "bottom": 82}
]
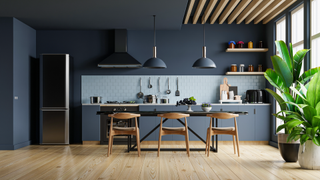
[
  {"left": 211, "top": 127, "right": 235, "bottom": 131},
  {"left": 113, "top": 127, "right": 136, "bottom": 131},
  {"left": 162, "top": 127, "right": 185, "bottom": 131}
]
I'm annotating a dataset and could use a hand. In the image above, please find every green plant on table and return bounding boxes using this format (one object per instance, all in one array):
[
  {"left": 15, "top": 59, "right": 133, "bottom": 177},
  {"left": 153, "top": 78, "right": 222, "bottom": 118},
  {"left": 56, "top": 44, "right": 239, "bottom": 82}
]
[
  {"left": 275, "top": 71, "right": 320, "bottom": 145},
  {"left": 189, "top": 96, "right": 196, "bottom": 101},
  {"left": 202, "top": 102, "right": 212, "bottom": 107},
  {"left": 264, "top": 40, "right": 320, "bottom": 133}
]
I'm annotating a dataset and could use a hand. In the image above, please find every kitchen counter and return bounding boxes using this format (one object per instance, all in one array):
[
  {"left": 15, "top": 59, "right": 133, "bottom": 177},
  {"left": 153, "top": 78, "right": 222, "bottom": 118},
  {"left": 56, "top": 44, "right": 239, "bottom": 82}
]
[{"left": 82, "top": 103, "right": 270, "bottom": 106}]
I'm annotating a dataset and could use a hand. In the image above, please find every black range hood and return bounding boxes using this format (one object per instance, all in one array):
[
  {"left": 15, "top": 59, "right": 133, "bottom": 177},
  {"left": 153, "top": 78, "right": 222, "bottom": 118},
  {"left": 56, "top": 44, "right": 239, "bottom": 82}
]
[{"left": 98, "top": 29, "right": 142, "bottom": 68}]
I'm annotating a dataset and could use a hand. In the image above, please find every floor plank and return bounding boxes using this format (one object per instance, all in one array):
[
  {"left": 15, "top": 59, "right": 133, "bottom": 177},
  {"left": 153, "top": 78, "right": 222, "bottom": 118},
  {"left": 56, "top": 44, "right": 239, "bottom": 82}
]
[{"left": 0, "top": 143, "right": 320, "bottom": 180}]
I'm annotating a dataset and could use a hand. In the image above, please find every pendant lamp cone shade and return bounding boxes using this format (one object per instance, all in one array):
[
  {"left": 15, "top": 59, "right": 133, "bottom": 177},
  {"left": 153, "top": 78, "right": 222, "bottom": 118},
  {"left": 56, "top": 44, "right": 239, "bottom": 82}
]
[
  {"left": 143, "top": 15, "right": 167, "bottom": 69},
  {"left": 192, "top": 25, "right": 216, "bottom": 69}
]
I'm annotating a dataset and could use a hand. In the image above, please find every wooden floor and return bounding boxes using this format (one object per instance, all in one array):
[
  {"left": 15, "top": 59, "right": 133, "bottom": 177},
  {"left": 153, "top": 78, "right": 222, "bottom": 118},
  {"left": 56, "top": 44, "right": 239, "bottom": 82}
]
[{"left": 0, "top": 142, "right": 320, "bottom": 180}]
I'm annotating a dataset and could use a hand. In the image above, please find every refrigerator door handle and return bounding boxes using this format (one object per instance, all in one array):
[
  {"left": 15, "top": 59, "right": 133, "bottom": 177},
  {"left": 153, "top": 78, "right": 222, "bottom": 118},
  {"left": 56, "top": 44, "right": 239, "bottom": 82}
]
[{"left": 41, "top": 107, "right": 69, "bottom": 111}]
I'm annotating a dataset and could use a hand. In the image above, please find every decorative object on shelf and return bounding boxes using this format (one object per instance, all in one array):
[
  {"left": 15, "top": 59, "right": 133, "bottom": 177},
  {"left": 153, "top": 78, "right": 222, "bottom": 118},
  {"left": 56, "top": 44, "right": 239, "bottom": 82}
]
[
  {"left": 229, "top": 91, "right": 234, "bottom": 100},
  {"left": 258, "top": 64, "right": 263, "bottom": 72},
  {"left": 143, "top": 15, "right": 167, "bottom": 69},
  {"left": 192, "top": 24, "right": 216, "bottom": 69},
  {"left": 239, "top": 64, "right": 245, "bottom": 72},
  {"left": 231, "top": 64, "right": 237, "bottom": 72},
  {"left": 228, "top": 41, "right": 236, "bottom": 48},
  {"left": 236, "top": 41, "right": 244, "bottom": 48},
  {"left": 201, "top": 103, "right": 212, "bottom": 112},
  {"left": 221, "top": 91, "right": 228, "bottom": 100},
  {"left": 220, "top": 77, "right": 229, "bottom": 100},
  {"left": 248, "top": 64, "right": 254, "bottom": 72},
  {"left": 258, "top": 41, "right": 263, "bottom": 48},
  {"left": 234, "top": 95, "right": 242, "bottom": 100},
  {"left": 248, "top": 41, "right": 253, "bottom": 48}
]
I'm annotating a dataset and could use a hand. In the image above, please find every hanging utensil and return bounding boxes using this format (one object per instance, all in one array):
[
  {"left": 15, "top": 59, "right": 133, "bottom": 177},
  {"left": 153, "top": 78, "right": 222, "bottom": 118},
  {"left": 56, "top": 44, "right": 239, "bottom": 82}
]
[
  {"left": 137, "top": 78, "right": 144, "bottom": 99},
  {"left": 175, "top": 77, "right": 180, "bottom": 96},
  {"left": 148, "top": 77, "right": 152, "bottom": 88},
  {"left": 166, "top": 78, "right": 171, "bottom": 94}
]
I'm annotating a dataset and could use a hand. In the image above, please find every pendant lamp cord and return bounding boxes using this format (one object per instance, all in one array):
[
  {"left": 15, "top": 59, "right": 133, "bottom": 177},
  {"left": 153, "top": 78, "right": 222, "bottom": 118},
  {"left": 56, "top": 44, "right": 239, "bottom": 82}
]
[
  {"left": 153, "top": 15, "right": 156, "bottom": 47},
  {"left": 203, "top": 24, "right": 205, "bottom": 46}
]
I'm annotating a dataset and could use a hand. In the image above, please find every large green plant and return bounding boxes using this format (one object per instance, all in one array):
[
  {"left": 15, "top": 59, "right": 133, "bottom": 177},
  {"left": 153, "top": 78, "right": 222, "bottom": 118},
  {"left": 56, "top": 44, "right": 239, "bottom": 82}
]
[
  {"left": 275, "top": 71, "right": 320, "bottom": 146},
  {"left": 264, "top": 40, "right": 320, "bottom": 133}
]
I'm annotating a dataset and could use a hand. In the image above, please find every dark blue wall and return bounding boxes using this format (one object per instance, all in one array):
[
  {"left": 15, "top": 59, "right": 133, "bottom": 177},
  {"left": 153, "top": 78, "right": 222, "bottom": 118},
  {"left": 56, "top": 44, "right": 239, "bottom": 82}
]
[
  {"left": 0, "top": 18, "right": 14, "bottom": 149},
  {"left": 0, "top": 17, "right": 36, "bottom": 150},
  {"left": 37, "top": 23, "right": 267, "bottom": 143}
]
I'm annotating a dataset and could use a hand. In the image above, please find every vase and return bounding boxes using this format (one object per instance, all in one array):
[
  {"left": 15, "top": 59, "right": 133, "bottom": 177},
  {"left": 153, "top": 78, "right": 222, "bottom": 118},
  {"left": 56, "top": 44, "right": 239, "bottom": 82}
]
[
  {"left": 202, "top": 107, "right": 212, "bottom": 112},
  {"left": 278, "top": 133, "right": 300, "bottom": 162},
  {"left": 298, "top": 140, "right": 320, "bottom": 169}
]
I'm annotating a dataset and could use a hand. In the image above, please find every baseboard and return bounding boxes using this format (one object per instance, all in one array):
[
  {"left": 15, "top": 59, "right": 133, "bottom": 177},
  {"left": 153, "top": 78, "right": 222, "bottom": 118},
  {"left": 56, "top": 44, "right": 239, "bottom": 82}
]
[
  {"left": 269, "top": 141, "right": 278, "bottom": 148},
  {"left": 0, "top": 140, "right": 31, "bottom": 150},
  {"left": 82, "top": 141, "right": 100, "bottom": 145},
  {"left": 141, "top": 141, "right": 269, "bottom": 145}
]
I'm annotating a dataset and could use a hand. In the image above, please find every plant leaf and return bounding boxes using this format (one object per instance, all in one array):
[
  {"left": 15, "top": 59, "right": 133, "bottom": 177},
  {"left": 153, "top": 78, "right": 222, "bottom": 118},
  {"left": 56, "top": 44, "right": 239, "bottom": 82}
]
[
  {"left": 275, "top": 40, "right": 293, "bottom": 73},
  {"left": 276, "top": 123, "right": 287, "bottom": 133},
  {"left": 313, "top": 136, "right": 320, "bottom": 146},
  {"left": 300, "top": 134, "right": 310, "bottom": 145},
  {"left": 290, "top": 87, "right": 307, "bottom": 101},
  {"left": 312, "top": 116, "right": 320, "bottom": 127},
  {"left": 297, "top": 81, "right": 307, "bottom": 97},
  {"left": 316, "top": 102, "right": 320, "bottom": 116},
  {"left": 271, "top": 55, "right": 293, "bottom": 88},
  {"left": 294, "top": 49, "right": 310, "bottom": 82},
  {"left": 287, "top": 119, "right": 304, "bottom": 131},
  {"left": 287, "top": 129, "right": 302, "bottom": 142},
  {"left": 311, "top": 127, "right": 319, "bottom": 140},
  {"left": 264, "top": 69, "right": 289, "bottom": 93},
  {"left": 299, "top": 67, "right": 320, "bottom": 84},
  {"left": 307, "top": 72, "right": 320, "bottom": 108},
  {"left": 282, "top": 92, "right": 294, "bottom": 111},
  {"left": 306, "top": 127, "right": 313, "bottom": 139},
  {"left": 290, "top": 43, "right": 294, "bottom": 75},
  {"left": 266, "top": 88, "right": 287, "bottom": 111}
]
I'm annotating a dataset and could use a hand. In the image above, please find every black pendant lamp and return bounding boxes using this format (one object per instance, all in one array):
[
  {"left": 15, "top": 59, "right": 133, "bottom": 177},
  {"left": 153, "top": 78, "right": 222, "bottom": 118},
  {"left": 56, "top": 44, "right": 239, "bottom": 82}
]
[
  {"left": 143, "top": 15, "right": 167, "bottom": 69},
  {"left": 192, "top": 24, "right": 216, "bottom": 69}
]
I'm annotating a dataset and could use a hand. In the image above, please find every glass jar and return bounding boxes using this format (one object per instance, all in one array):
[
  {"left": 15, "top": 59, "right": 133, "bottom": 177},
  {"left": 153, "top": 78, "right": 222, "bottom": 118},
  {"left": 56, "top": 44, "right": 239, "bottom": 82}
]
[
  {"left": 258, "top": 64, "right": 263, "bottom": 72},
  {"left": 239, "top": 64, "right": 245, "bottom": 72},
  {"left": 258, "top": 41, "right": 263, "bottom": 48},
  {"left": 248, "top": 41, "right": 253, "bottom": 48},
  {"left": 248, "top": 65, "right": 254, "bottom": 72},
  {"left": 231, "top": 64, "right": 237, "bottom": 72}
]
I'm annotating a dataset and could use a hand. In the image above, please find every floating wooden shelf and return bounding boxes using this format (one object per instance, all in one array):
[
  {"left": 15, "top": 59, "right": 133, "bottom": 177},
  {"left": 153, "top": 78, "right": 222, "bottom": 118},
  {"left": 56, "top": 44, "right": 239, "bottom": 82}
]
[
  {"left": 226, "top": 48, "right": 269, "bottom": 52},
  {"left": 226, "top": 72, "right": 265, "bottom": 75}
]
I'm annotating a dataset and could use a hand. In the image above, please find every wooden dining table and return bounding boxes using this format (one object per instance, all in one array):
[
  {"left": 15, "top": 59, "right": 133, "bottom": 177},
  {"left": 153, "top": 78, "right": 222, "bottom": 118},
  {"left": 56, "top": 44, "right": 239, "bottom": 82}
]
[{"left": 97, "top": 110, "right": 248, "bottom": 153}]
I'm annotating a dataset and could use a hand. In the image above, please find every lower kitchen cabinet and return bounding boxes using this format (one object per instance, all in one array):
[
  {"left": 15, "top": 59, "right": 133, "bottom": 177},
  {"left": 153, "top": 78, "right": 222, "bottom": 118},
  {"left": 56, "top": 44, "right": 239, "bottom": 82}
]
[
  {"left": 139, "top": 117, "right": 159, "bottom": 141},
  {"left": 188, "top": 117, "right": 207, "bottom": 141},
  {"left": 238, "top": 106, "right": 255, "bottom": 141},
  {"left": 82, "top": 105, "right": 100, "bottom": 141},
  {"left": 255, "top": 106, "right": 271, "bottom": 141}
]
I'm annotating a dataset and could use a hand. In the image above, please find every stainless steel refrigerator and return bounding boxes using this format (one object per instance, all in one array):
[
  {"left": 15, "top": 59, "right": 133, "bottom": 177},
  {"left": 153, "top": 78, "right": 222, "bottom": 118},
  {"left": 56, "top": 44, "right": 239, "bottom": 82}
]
[{"left": 40, "top": 54, "right": 69, "bottom": 144}]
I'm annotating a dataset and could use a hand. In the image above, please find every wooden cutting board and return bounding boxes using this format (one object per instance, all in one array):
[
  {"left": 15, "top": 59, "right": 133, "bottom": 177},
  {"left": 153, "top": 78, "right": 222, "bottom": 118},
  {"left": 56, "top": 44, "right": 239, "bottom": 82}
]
[{"left": 220, "top": 78, "right": 229, "bottom": 100}]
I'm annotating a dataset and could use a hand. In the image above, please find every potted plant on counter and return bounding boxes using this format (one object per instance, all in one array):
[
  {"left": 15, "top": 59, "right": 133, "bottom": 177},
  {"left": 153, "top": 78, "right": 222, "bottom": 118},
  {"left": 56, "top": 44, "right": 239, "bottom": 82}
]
[
  {"left": 264, "top": 40, "right": 320, "bottom": 162},
  {"left": 275, "top": 71, "right": 320, "bottom": 169},
  {"left": 202, "top": 103, "right": 212, "bottom": 112}
]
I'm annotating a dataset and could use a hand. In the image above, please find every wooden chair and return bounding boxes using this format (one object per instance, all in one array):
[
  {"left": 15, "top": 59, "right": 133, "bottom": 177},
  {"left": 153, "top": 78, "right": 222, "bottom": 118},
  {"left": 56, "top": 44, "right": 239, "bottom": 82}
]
[
  {"left": 157, "top": 113, "right": 190, "bottom": 157},
  {"left": 107, "top": 113, "right": 141, "bottom": 157},
  {"left": 205, "top": 113, "right": 240, "bottom": 157}
]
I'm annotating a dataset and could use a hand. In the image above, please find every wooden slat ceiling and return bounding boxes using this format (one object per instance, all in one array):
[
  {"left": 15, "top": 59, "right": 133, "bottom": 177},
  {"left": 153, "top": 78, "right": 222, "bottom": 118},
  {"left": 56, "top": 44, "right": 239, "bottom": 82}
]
[{"left": 183, "top": 0, "right": 296, "bottom": 24}]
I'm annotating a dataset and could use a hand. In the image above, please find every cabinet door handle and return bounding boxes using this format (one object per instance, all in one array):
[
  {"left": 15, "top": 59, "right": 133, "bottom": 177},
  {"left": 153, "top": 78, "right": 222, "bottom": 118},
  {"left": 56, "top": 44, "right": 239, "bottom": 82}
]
[
  {"left": 154, "top": 108, "right": 156, "bottom": 112},
  {"left": 220, "top": 109, "right": 223, "bottom": 112},
  {"left": 254, "top": 109, "right": 256, "bottom": 114}
]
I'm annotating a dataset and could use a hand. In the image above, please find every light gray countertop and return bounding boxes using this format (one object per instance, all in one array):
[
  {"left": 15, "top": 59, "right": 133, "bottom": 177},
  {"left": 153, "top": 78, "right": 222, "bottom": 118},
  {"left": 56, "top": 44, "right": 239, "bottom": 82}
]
[{"left": 82, "top": 103, "right": 270, "bottom": 106}]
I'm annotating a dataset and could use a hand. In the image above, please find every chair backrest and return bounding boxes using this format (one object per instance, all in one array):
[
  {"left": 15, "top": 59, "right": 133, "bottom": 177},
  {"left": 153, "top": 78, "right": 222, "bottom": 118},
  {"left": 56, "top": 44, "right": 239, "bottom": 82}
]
[
  {"left": 157, "top": 113, "right": 190, "bottom": 119},
  {"left": 108, "top": 113, "right": 141, "bottom": 119},
  {"left": 207, "top": 113, "right": 239, "bottom": 119}
]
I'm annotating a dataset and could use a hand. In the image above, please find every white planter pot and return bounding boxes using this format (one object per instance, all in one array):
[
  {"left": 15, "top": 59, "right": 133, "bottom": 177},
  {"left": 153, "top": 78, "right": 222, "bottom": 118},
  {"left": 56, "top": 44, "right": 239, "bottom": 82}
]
[
  {"left": 298, "top": 140, "right": 320, "bottom": 169},
  {"left": 202, "top": 107, "right": 212, "bottom": 112}
]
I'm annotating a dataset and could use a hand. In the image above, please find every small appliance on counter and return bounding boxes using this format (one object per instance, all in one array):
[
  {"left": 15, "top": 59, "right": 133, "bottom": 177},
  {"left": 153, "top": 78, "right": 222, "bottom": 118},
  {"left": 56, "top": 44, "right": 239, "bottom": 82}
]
[
  {"left": 143, "top": 95, "right": 157, "bottom": 104},
  {"left": 160, "top": 96, "right": 169, "bottom": 104},
  {"left": 245, "top": 90, "right": 266, "bottom": 103},
  {"left": 90, "top": 96, "right": 102, "bottom": 104}
]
